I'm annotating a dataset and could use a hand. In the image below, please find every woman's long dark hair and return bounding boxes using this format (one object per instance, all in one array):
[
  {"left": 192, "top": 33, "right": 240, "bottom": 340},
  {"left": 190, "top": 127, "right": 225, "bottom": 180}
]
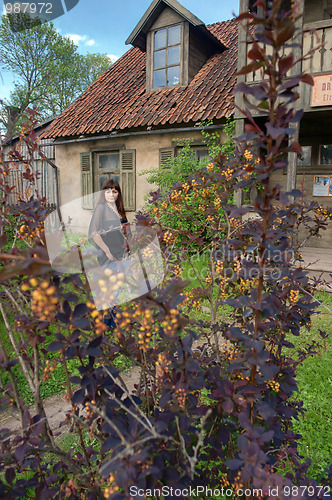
[{"left": 97, "top": 178, "right": 126, "bottom": 219}]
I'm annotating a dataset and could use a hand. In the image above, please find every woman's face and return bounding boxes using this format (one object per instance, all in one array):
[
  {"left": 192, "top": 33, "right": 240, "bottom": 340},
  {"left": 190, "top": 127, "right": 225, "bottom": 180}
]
[{"left": 104, "top": 188, "right": 119, "bottom": 204}]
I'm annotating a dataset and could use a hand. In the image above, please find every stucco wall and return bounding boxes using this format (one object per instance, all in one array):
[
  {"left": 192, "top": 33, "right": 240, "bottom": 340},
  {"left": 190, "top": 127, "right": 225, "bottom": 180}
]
[{"left": 54, "top": 128, "right": 227, "bottom": 233}]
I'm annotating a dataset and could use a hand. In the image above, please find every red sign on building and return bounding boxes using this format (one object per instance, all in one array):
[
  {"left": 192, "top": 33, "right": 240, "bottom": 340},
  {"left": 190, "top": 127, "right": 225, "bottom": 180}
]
[{"left": 311, "top": 74, "right": 332, "bottom": 107}]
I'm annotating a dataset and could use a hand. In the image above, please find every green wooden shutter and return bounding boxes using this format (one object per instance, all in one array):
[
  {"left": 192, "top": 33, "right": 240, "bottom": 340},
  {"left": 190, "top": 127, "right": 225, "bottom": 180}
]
[
  {"left": 80, "top": 152, "right": 93, "bottom": 209},
  {"left": 120, "top": 149, "right": 136, "bottom": 212},
  {"left": 159, "top": 147, "right": 174, "bottom": 169}
]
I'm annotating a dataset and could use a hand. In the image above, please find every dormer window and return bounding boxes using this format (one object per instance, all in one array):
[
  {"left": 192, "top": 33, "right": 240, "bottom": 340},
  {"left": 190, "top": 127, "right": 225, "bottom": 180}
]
[
  {"left": 153, "top": 24, "right": 181, "bottom": 88},
  {"left": 126, "top": 0, "right": 224, "bottom": 93}
]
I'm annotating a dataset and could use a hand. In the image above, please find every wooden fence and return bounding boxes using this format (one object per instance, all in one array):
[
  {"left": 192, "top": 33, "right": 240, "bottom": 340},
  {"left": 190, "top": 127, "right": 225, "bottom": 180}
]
[{"left": 4, "top": 138, "right": 57, "bottom": 210}]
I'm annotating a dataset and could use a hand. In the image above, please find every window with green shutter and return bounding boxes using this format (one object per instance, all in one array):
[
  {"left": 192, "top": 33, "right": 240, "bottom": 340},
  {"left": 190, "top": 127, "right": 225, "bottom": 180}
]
[
  {"left": 80, "top": 152, "right": 93, "bottom": 209},
  {"left": 159, "top": 147, "right": 174, "bottom": 169},
  {"left": 80, "top": 149, "right": 136, "bottom": 211}
]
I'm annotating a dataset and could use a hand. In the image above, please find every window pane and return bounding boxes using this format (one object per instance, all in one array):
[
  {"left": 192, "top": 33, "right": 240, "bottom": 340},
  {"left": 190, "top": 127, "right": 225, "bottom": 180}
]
[
  {"left": 98, "top": 175, "right": 120, "bottom": 191},
  {"left": 99, "top": 175, "right": 109, "bottom": 190},
  {"left": 168, "top": 45, "right": 180, "bottom": 66},
  {"left": 196, "top": 148, "right": 209, "bottom": 163},
  {"left": 297, "top": 146, "right": 311, "bottom": 167},
  {"left": 154, "top": 49, "right": 166, "bottom": 69},
  {"left": 154, "top": 29, "right": 166, "bottom": 49},
  {"left": 98, "top": 152, "right": 120, "bottom": 170},
  {"left": 320, "top": 145, "right": 332, "bottom": 165},
  {"left": 98, "top": 154, "right": 110, "bottom": 169},
  {"left": 168, "top": 25, "right": 181, "bottom": 45},
  {"left": 167, "top": 65, "right": 180, "bottom": 86},
  {"left": 154, "top": 69, "right": 166, "bottom": 87}
]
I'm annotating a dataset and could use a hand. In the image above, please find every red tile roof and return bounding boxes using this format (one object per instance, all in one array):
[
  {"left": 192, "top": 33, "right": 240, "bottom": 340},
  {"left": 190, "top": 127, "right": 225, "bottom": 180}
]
[{"left": 42, "top": 19, "right": 238, "bottom": 140}]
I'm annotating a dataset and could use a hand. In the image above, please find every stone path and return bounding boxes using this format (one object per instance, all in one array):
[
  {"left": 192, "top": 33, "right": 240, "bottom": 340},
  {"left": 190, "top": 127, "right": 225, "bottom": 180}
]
[{"left": 0, "top": 366, "right": 141, "bottom": 436}]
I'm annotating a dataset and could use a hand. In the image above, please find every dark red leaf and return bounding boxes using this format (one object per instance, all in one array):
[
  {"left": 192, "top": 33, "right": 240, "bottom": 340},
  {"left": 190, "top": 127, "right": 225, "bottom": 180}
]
[
  {"left": 5, "top": 467, "right": 15, "bottom": 485},
  {"left": 47, "top": 341, "right": 64, "bottom": 352},
  {"left": 266, "top": 123, "right": 285, "bottom": 140},
  {"left": 287, "top": 141, "right": 302, "bottom": 153},
  {"left": 237, "top": 61, "right": 264, "bottom": 76},
  {"left": 300, "top": 73, "right": 314, "bottom": 86},
  {"left": 14, "top": 442, "right": 29, "bottom": 463},
  {"left": 222, "top": 399, "right": 234, "bottom": 414},
  {"left": 276, "top": 22, "right": 295, "bottom": 45},
  {"left": 278, "top": 54, "right": 293, "bottom": 76},
  {"left": 73, "top": 303, "right": 87, "bottom": 319},
  {"left": 247, "top": 44, "right": 263, "bottom": 60}
]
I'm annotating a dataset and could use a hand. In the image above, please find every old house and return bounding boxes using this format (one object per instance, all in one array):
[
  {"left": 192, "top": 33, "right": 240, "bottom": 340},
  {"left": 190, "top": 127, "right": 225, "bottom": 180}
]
[
  {"left": 235, "top": 0, "right": 332, "bottom": 248},
  {"left": 41, "top": 0, "right": 238, "bottom": 230}
]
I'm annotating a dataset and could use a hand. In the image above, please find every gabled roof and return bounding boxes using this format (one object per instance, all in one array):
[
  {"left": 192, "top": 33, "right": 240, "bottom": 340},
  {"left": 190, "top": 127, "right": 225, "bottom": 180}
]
[
  {"left": 126, "top": 0, "right": 204, "bottom": 50},
  {"left": 42, "top": 19, "right": 238, "bottom": 141}
]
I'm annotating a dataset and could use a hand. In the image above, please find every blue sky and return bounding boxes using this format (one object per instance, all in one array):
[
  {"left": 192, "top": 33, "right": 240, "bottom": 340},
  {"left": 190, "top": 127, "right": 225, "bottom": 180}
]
[{"left": 0, "top": 0, "right": 239, "bottom": 101}]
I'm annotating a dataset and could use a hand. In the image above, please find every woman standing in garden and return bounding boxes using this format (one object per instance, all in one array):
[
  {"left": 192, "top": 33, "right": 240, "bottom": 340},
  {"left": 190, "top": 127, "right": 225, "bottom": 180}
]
[{"left": 88, "top": 178, "right": 130, "bottom": 327}]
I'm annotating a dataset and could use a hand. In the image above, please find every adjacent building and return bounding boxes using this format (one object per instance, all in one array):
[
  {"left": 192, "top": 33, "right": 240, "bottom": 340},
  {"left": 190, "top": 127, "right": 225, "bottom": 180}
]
[{"left": 236, "top": 0, "right": 332, "bottom": 247}]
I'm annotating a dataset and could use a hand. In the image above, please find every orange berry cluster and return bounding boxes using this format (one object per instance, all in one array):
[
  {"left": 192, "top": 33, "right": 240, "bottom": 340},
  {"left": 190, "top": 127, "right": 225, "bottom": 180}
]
[
  {"left": 205, "top": 275, "right": 212, "bottom": 286},
  {"left": 202, "top": 187, "right": 211, "bottom": 197},
  {"left": 229, "top": 217, "right": 240, "bottom": 227},
  {"left": 220, "top": 343, "right": 240, "bottom": 362},
  {"left": 104, "top": 474, "right": 118, "bottom": 498},
  {"left": 218, "top": 276, "right": 228, "bottom": 300},
  {"left": 238, "top": 277, "right": 257, "bottom": 294},
  {"left": 42, "top": 359, "right": 58, "bottom": 382},
  {"left": 84, "top": 400, "right": 96, "bottom": 421},
  {"left": 161, "top": 308, "right": 180, "bottom": 335},
  {"left": 163, "top": 231, "right": 174, "bottom": 245},
  {"left": 206, "top": 162, "right": 214, "bottom": 172},
  {"left": 215, "top": 260, "right": 224, "bottom": 275},
  {"left": 266, "top": 380, "right": 280, "bottom": 392},
  {"left": 173, "top": 264, "right": 182, "bottom": 278},
  {"left": 174, "top": 386, "right": 186, "bottom": 409},
  {"left": 214, "top": 197, "right": 222, "bottom": 210},
  {"left": 244, "top": 150, "right": 253, "bottom": 162},
  {"left": 316, "top": 206, "right": 332, "bottom": 219},
  {"left": 232, "top": 471, "right": 244, "bottom": 493},
  {"left": 18, "top": 221, "right": 44, "bottom": 244},
  {"left": 137, "top": 308, "right": 154, "bottom": 351},
  {"left": 87, "top": 301, "right": 107, "bottom": 334},
  {"left": 156, "top": 352, "right": 171, "bottom": 389},
  {"left": 221, "top": 167, "right": 234, "bottom": 181},
  {"left": 153, "top": 207, "right": 161, "bottom": 218},
  {"left": 29, "top": 279, "right": 58, "bottom": 321},
  {"left": 289, "top": 289, "right": 299, "bottom": 305},
  {"left": 142, "top": 247, "right": 154, "bottom": 260},
  {"left": 192, "top": 300, "right": 201, "bottom": 310},
  {"left": 233, "top": 260, "right": 241, "bottom": 274}
]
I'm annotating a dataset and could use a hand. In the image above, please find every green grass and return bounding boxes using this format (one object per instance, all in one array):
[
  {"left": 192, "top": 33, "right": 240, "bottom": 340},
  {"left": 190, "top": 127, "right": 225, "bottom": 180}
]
[
  {"left": 0, "top": 313, "right": 132, "bottom": 406},
  {"left": 290, "top": 291, "right": 332, "bottom": 479}
]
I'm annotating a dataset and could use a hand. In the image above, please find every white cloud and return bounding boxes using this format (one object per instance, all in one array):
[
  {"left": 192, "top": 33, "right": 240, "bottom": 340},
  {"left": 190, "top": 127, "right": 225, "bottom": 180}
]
[
  {"left": 66, "top": 33, "right": 95, "bottom": 47},
  {"left": 107, "top": 54, "right": 120, "bottom": 63},
  {"left": 66, "top": 33, "right": 86, "bottom": 45}
]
